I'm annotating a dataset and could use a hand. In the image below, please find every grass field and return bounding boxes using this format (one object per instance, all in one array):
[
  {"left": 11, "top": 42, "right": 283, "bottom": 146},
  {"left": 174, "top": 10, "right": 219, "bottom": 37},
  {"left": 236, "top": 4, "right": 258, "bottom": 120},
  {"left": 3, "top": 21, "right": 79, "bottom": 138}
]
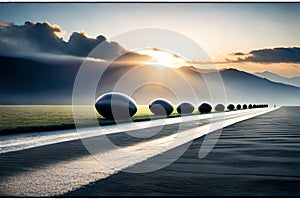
[{"left": 0, "top": 105, "right": 201, "bottom": 135}]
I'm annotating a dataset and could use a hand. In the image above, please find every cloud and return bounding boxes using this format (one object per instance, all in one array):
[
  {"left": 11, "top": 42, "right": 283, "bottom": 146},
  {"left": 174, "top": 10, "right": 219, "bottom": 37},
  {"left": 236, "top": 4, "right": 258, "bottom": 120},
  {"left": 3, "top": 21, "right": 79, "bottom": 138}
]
[
  {"left": 231, "top": 47, "right": 300, "bottom": 63},
  {"left": 185, "top": 47, "right": 300, "bottom": 69},
  {"left": 0, "top": 21, "right": 67, "bottom": 55},
  {"left": 43, "top": 21, "right": 66, "bottom": 36},
  {"left": 231, "top": 52, "right": 245, "bottom": 56},
  {"left": 173, "top": 54, "right": 180, "bottom": 58},
  {"left": 66, "top": 32, "right": 127, "bottom": 60},
  {"left": 0, "top": 21, "right": 131, "bottom": 60},
  {"left": 0, "top": 22, "right": 14, "bottom": 27}
]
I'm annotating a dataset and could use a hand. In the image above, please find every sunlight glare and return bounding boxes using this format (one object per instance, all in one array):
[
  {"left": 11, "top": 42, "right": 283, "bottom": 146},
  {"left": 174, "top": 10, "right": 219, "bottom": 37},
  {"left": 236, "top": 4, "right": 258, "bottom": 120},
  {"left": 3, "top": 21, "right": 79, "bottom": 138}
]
[{"left": 135, "top": 48, "right": 189, "bottom": 68}]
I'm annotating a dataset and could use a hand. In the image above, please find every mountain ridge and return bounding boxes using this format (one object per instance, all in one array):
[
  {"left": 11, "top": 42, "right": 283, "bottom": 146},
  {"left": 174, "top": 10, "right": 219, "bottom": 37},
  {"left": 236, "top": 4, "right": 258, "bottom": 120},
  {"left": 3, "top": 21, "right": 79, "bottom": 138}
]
[{"left": 255, "top": 71, "right": 300, "bottom": 88}]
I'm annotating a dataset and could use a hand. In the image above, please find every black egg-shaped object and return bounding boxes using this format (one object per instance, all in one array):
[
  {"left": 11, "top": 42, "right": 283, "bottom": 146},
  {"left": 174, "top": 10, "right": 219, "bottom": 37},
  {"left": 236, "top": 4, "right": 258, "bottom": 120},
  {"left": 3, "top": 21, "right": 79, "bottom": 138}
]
[
  {"left": 227, "top": 104, "right": 235, "bottom": 111},
  {"left": 95, "top": 92, "right": 137, "bottom": 120},
  {"left": 236, "top": 104, "right": 241, "bottom": 110},
  {"left": 149, "top": 99, "right": 174, "bottom": 116},
  {"left": 243, "top": 104, "right": 247, "bottom": 109},
  {"left": 177, "top": 102, "right": 194, "bottom": 114},
  {"left": 253, "top": 104, "right": 257, "bottom": 108},
  {"left": 198, "top": 103, "right": 212, "bottom": 113},
  {"left": 248, "top": 104, "right": 253, "bottom": 109},
  {"left": 215, "top": 104, "right": 225, "bottom": 112}
]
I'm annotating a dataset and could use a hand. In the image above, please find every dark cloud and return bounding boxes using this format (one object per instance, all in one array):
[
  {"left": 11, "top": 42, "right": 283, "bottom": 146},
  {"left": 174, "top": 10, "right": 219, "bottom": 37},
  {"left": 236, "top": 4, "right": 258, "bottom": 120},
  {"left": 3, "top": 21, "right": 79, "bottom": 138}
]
[
  {"left": 233, "top": 47, "right": 300, "bottom": 63},
  {"left": 0, "top": 21, "right": 127, "bottom": 60},
  {"left": 232, "top": 52, "right": 245, "bottom": 56},
  {"left": 65, "top": 32, "right": 128, "bottom": 60},
  {"left": 0, "top": 21, "right": 66, "bottom": 55}
]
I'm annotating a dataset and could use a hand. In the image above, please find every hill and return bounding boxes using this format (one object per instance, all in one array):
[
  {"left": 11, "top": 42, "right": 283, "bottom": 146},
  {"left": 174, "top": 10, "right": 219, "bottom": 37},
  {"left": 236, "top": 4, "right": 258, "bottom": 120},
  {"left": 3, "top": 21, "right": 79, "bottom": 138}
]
[{"left": 255, "top": 71, "right": 300, "bottom": 88}]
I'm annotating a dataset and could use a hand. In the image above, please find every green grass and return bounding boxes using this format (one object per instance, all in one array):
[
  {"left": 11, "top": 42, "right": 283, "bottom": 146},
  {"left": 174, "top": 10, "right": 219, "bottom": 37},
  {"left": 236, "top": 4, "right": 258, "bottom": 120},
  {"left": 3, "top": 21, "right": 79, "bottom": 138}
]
[
  {"left": 0, "top": 105, "right": 77, "bottom": 135},
  {"left": 0, "top": 105, "right": 202, "bottom": 135},
  {"left": 0, "top": 105, "right": 235, "bottom": 135}
]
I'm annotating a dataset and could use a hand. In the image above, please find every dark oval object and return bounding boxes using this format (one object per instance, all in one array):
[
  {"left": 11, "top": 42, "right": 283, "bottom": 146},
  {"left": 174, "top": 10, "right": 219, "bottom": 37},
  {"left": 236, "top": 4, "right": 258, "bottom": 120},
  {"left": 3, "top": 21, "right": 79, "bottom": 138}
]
[
  {"left": 243, "top": 104, "right": 248, "bottom": 109},
  {"left": 198, "top": 103, "right": 212, "bottom": 113},
  {"left": 95, "top": 92, "right": 137, "bottom": 120},
  {"left": 177, "top": 102, "right": 194, "bottom": 114},
  {"left": 227, "top": 104, "right": 235, "bottom": 111},
  {"left": 215, "top": 104, "right": 225, "bottom": 112},
  {"left": 253, "top": 104, "right": 257, "bottom": 108},
  {"left": 149, "top": 99, "right": 174, "bottom": 116},
  {"left": 236, "top": 104, "right": 241, "bottom": 110},
  {"left": 248, "top": 104, "right": 253, "bottom": 109}
]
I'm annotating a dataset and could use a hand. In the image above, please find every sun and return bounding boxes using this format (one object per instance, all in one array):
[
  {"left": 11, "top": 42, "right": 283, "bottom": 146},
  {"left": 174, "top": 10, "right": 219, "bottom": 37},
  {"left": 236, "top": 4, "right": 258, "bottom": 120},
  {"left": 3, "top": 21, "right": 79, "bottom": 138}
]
[{"left": 135, "top": 48, "right": 189, "bottom": 68}]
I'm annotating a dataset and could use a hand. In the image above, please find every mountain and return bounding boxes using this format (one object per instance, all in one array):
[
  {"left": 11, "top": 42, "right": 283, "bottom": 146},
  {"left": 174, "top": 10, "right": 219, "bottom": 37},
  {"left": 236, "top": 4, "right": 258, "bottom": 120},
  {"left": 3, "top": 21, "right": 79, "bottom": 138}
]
[
  {"left": 255, "top": 71, "right": 300, "bottom": 88},
  {"left": 0, "top": 55, "right": 80, "bottom": 104},
  {"left": 216, "top": 69, "right": 300, "bottom": 105},
  {"left": 1, "top": 55, "right": 299, "bottom": 105}
]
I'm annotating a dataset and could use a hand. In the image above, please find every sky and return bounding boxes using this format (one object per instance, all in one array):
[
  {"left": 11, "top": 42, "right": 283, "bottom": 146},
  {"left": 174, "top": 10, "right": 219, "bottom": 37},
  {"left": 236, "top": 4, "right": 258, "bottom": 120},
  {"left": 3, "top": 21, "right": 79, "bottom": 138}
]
[{"left": 0, "top": 3, "right": 300, "bottom": 77}]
